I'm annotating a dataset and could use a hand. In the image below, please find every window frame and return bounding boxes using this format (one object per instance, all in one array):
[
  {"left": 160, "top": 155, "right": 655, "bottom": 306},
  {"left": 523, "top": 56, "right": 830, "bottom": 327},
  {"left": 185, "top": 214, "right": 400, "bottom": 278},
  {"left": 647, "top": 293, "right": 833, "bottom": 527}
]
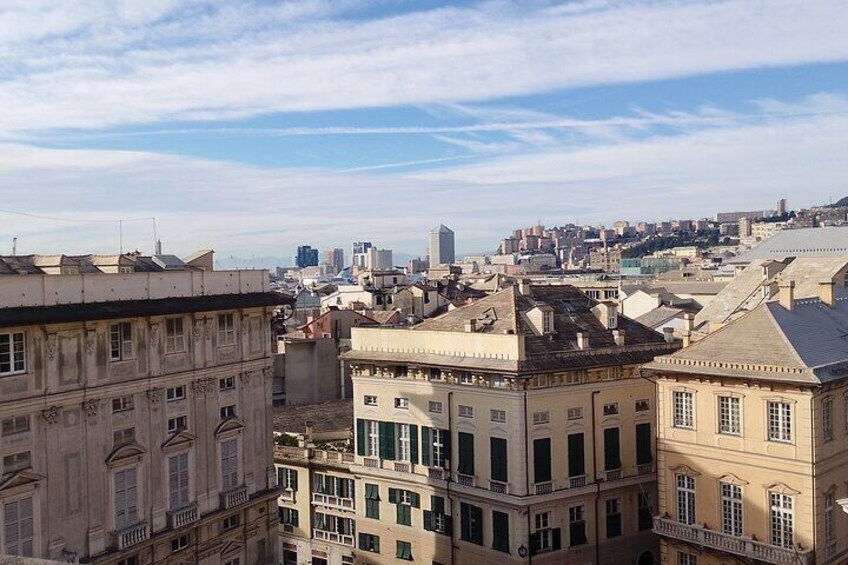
[
  {"left": 769, "top": 492, "right": 794, "bottom": 549},
  {"left": 718, "top": 395, "right": 741, "bottom": 436},
  {"left": 672, "top": 390, "right": 695, "bottom": 429},
  {"left": 720, "top": 482, "right": 743, "bottom": 537},
  {"left": 767, "top": 401, "right": 792, "bottom": 443},
  {"left": 0, "top": 331, "right": 26, "bottom": 376},
  {"left": 109, "top": 322, "right": 134, "bottom": 361},
  {"left": 217, "top": 313, "right": 236, "bottom": 347},
  {"left": 165, "top": 317, "right": 186, "bottom": 354},
  {"left": 675, "top": 474, "right": 696, "bottom": 525}
]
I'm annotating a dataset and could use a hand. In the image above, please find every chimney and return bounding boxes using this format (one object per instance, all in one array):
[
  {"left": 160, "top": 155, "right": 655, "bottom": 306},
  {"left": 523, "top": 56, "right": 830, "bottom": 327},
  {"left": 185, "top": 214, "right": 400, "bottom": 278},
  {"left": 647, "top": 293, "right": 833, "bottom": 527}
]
[
  {"left": 663, "top": 327, "right": 675, "bottom": 344},
  {"left": 305, "top": 420, "right": 314, "bottom": 441},
  {"left": 612, "top": 329, "right": 625, "bottom": 346},
  {"left": 576, "top": 331, "right": 589, "bottom": 350},
  {"left": 683, "top": 331, "right": 692, "bottom": 348},
  {"left": 518, "top": 279, "right": 531, "bottom": 295},
  {"left": 683, "top": 313, "right": 695, "bottom": 332},
  {"left": 820, "top": 280, "right": 836, "bottom": 308},
  {"left": 779, "top": 280, "right": 795, "bottom": 311},
  {"left": 464, "top": 319, "right": 477, "bottom": 333}
]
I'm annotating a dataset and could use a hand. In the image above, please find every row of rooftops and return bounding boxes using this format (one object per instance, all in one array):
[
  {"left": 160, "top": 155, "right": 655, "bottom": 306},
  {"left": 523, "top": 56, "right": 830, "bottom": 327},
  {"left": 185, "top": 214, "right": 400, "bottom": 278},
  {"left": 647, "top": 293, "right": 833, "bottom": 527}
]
[{"left": 0, "top": 250, "right": 214, "bottom": 275}]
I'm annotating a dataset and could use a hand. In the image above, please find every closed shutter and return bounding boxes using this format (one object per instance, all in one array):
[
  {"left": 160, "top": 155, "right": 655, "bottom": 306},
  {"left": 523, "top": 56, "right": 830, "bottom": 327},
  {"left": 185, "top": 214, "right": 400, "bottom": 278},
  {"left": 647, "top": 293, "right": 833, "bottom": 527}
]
[
  {"left": 380, "top": 422, "right": 396, "bottom": 460},
  {"left": 169, "top": 453, "right": 189, "bottom": 509},
  {"left": 529, "top": 532, "right": 541, "bottom": 555},
  {"left": 421, "top": 427, "right": 430, "bottom": 466},
  {"left": 442, "top": 430, "right": 451, "bottom": 469},
  {"left": 4, "top": 497, "right": 33, "bottom": 557},
  {"left": 471, "top": 504, "right": 484, "bottom": 545},
  {"left": 388, "top": 488, "right": 398, "bottom": 504},
  {"left": 423, "top": 510, "right": 433, "bottom": 531},
  {"left": 356, "top": 419, "right": 366, "bottom": 456},
  {"left": 115, "top": 467, "right": 138, "bottom": 530},
  {"left": 221, "top": 438, "right": 239, "bottom": 490},
  {"left": 636, "top": 423, "right": 652, "bottom": 464},
  {"left": 551, "top": 527, "right": 562, "bottom": 551},
  {"left": 533, "top": 438, "right": 551, "bottom": 483},
  {"left": 490, "top": 437, "right": 508, "bottom": 482},
  {"left": 290, "top": 469, "right": 298, "bottom": 491},
  {"left": 568, "top": 433, "right": 585, "bottom": 477},
  {"left": 492, "top": 511, "right": 510, "bottom": 552},
  {"left": 410, "top": 425, "right": 419, "bottom": 465},
  {"left": 604, "top": 428, "right": 621, "bottom": 470},
  {"left": 458, "top": 432, "right": 474, "bottom": 475}
]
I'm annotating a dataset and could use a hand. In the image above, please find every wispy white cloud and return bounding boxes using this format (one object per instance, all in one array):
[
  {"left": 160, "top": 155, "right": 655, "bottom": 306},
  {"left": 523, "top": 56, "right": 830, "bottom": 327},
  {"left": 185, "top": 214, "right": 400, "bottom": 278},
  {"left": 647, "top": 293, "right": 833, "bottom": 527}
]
[{"left": 1, "top": 0, "right": 847, "bottom": 134}]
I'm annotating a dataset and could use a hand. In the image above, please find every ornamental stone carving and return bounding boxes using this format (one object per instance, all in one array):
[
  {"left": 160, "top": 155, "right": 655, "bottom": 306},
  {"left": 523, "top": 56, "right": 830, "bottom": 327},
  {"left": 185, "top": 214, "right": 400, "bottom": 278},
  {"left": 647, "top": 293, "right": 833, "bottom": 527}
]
[
  {"left": 46, "top": 333, "right": 58, "bottom": 360},
  {"left": 205, "top": 319, "right": 214, "bottom": 340},
  {"left": 82, "top": 399, "right": 100, "bottom": 418},
  {"left": 147, "top": 387, "right": 163, "bottom": 403},
  {"left": 192, "top": 321, "right": 203, "bottom": 341},
  {"left": 191, "top": 378, "right": 214, "bottom": 395},
  {"left": 42, "top": 405, "right": 61, "bottom": 425},
  {"left": 149, "top": 324, "right": 160, "bottom": 345},
  {"left": 239, "top": 371, "right": 251, "bottom": 385},
  {"left": 85, "top": 331, "right": 96, "bottom": 355}
]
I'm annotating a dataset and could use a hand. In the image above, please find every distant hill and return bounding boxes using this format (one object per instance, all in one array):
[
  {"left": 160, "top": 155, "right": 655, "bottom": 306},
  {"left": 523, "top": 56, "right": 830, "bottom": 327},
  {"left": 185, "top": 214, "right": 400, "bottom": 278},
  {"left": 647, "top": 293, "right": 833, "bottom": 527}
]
[{"left": 825, "top": 196, "right": 848, "bottom": 208}]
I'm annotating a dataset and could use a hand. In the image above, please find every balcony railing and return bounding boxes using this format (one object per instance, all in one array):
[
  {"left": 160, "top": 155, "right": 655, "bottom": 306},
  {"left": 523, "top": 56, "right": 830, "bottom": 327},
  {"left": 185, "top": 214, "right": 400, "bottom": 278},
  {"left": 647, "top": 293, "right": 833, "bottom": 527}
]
[
  {"left": 637, "top": 463, "right": 654, "bottom": 475},
  {"left": 457, "top": 474, "right": 475, "bottom": 487},
  {"left": 490, "top": 480, "right": 508, "bottom": 494},
  {"left": 312, "top": 492, "right": 355, "bottom": 510},
  {"left": 220, "top": 484, "right": 249, "bottom": 509},
  {"left": 393, "top": 462, "right": 411, "bottom": 473},
  {"left": 363, "top": 457, "right": 379, "bottom": 468},
  {"left": 116, "top": 522, "right": 149, "bottom": 550},
  {"left": 428, "top": 468, "right": 444, "bottom": 480},
  {"left": 568, "top": 475, "right": 587, "bottom": 488},
  {"left": 168, "top": 503, "right": 199, "bottom": 529},
  {"left": 654, "top": 517, "right": 814, "bottom": 565},
  {"left": 313, "top": 529, "right": 355, "bottom": 547},
  {"left": 535, "top": 482, "right": 553, "bottom": 495},
  {"left": 278, "top": 488, "right": 296, "bottom": 503},
  {"left": 605, "top": 469, "right": 622, "bottom": 481}
]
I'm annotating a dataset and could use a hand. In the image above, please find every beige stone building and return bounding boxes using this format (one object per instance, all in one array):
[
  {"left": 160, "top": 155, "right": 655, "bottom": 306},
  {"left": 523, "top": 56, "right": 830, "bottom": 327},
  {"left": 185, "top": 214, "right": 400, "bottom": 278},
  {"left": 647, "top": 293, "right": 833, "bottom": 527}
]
[
  {"left": 645, "top": 280, "right": 848, "bottom": 565},
  {"left": 0, "top": 254, "right": 291, "bottom": 564},
  {"left": 319, "top": 283, "right": 678, "bottom": 565}
]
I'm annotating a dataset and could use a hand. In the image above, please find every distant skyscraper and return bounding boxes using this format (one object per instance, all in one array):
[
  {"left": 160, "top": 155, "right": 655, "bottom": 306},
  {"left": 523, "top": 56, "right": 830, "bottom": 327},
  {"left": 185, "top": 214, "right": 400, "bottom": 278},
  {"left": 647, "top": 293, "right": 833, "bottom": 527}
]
[
  {"left": 296, "top": 245, "right": 319, "bottom": 268},
  {"left": 321, "top": 248, "right": 345, "bottom": 274},
  {"left": 428, "top": 224, "right": 455, "bottom": 266},
  {"left": 777, "top": 198, "right": 788, "bottom": 215},
  {"left": 352, "top": 241, "right": 372, "bottom": 269}
]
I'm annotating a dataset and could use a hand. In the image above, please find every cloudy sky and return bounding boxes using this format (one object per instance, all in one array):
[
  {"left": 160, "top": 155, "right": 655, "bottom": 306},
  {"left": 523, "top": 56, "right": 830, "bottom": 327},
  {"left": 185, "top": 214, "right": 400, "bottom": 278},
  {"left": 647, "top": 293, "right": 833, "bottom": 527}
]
[{"left": 2, "top": 0, "right": 847, "bottom": 264}]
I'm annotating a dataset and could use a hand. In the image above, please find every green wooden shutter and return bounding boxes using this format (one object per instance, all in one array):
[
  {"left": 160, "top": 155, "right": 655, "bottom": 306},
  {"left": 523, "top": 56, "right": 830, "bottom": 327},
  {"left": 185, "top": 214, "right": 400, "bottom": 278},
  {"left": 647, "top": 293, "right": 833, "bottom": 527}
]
[
  {"left": 410, "top": 425, "right": 419, "bottom": 464},
  {"left": 530, "top": 532, "right": 541, "bottom": 555},
  {"left": 358, "top": 533, "right": 366, "bottom": 550},
  {"left": 490, "top": 437, "right": 508, "bottom": 482},
  {"left": 388, "top": 488, "right": 398, "bottom": 504},
  {"left": 423, "top": 510, "right": 433, "bottom": 531},
  {"left": 411, "top": 492, "right": 421, "bottom": 508},
  {"left": 636, "top": 422, "right": 652, "bottom": 464},
  {"left": 533, "top": 438, "right": 552, "bottom": 483},
  {"left": 379, "top": 421, "right": 388, "bottom": 459},
  {"left": 472, "top": 504, "right": 484, "bottom": 545},
  {"left": 458, "top": 432, "right": 475, "bottom": 475},
  {"left": 421, "top": 427, "right": 430, "bottom": 466},
  {"left": 431, "top": 495, "right": 444, "bottom": 514},
  {"left": 551, "top": 527, "right": 562, "bottom": 551},
  {"left": 443, "top": 429, "right": 452, "bottom": 469},
  {"left": 604, "top": 427, "right": 621, "bottom": 470},
  {"left": 291, "top": 469, "right": 298, "bottom": 492},
  {"left": 380, "top": 422, "right": 396, "bottom": 460},
  {"left": 356, "top": 419, "right": 366, "bottom": 456},
  {"left": 568, "top": 433, "right": 585, "bottom": 477},
  {"left": 492, "top": 511, "right": 510, "bottom": 552}
]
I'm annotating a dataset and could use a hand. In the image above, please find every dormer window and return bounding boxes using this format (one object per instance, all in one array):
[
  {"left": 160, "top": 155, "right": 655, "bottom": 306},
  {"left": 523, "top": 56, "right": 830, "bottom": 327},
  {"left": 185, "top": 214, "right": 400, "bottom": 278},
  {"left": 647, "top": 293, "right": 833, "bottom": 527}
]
[
  {"left": 608, "top": 313, "right": 618, "bottom": 329},
  {"left": 543, "top": 312, "right": 554, "bottom": 334}
]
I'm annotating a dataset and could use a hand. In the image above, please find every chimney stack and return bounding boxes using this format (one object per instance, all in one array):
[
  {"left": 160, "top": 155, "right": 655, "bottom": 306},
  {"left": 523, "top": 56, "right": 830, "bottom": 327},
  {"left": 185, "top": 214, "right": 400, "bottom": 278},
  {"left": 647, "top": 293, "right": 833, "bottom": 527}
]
[
  {"left": 518, "top": 279, "right": 531, "bottom": 295},
  {"left": 779, "top": 280, "right": 795, "bottom": 311},
  {"left": 683, "top": 331, "right": 692, "bottom": 348},
  {"left": 613, "top": 329, "right": 626, "bottom": 346},
  {"left": 576, "top": 331, "right": 589, "bottom": 350},
  {"left": 820, "top": 280, "right": 836, "bottom": 308},
  {"left": 663, "top": 327, "right": 675, "bottom": 344},
  {"left": 683, "top": 313, "right": 695, "bottom": 332},
  {"left": 464, "top": 319, "right": 477, "bottom": 333}
]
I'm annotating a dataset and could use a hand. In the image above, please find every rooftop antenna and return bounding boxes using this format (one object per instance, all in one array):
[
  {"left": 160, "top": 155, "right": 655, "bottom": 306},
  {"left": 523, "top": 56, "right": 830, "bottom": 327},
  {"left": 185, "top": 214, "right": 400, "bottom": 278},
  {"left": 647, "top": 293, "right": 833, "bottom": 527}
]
[
  {"left": 119, "top": 219, "right": 123, "bottom": 255},
  {"left": 11, "top": 237, "right": 16, "bottom": 256},
  {"left": 152, "top": 216, "right": 158, "bottom": 252}
]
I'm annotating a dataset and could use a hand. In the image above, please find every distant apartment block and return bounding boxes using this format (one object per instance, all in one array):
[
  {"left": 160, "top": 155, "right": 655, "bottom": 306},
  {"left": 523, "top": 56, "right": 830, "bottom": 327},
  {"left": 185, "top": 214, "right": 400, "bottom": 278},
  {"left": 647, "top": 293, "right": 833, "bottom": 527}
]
[
  {"left": 428, "top": 224, "right": 456, "bottom": 266},
  {"left": 296, "top": 246, "right": 319, "bottom": 268}
]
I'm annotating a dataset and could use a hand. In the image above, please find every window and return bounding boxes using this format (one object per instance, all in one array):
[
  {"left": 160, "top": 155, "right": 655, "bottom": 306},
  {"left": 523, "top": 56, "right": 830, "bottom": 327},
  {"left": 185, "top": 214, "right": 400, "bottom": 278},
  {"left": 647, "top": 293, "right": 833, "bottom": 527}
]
[
  {"left": 770, "top": 492, "right": 794, "bottom": 548},
  {"left": 365, "top": 484, "right": 380, "bottom": 519},
  {"left": 535, "top": 512, "right": 551, "bottom": 551},
  {"left": 603, "top": 428, "right": 621, "bottom": 471},
  {"left": 569, "top": 505, "right": 587, "bottom": 546},
  {"left": 458, "top": 432, "right": 475, "bottom": 476},
  {"left": 606, "top": 499, "right": 622, "bottom": 538},
  {"left": 171, "top": 534, "right": 189, "bottom": 552},
  {"left": 113, "top": 427, "right": 135, "bottom": 446},
  {"left": 635, "top": 423, "right": 653, "bottom": 467},
  {"left": 220, "top": 405, "right": 236, "bottom": 420},
  {"left": 458, "top": 405, "right": 474, "bottom": 418},
  {"left": 359, "top": 533, "right": 380, "bottom": 553},
  {"left": 492, "top": 510, "right": 510, "bottom": 553},
  {"left": 635, "top": 399, "right": 650, "bottom": 412},
  {"left": 676, "top": 474, "right": 696, "bottom": 525},
  {"left": 168, "top": 416, "right": 187, "bottom": 433},
  {"left": 567, "top": 407, "right": 583, "bottom": 420},
  {"left": 767, "top": 401, "right": 792, "bottom": 442},
  {"left": 429, "top": 401, "right": 442, "bottom": 413},
  {"left": 542, "top": 311, "right": 554, "bottom": 334},
  {"left": 394, "top": 398, "right": 409, "bottom": 410},
  {"left": 490, "top": 437, "right": 508, "bottom": 483},
  {"left": 112, "top": 396, "right": 134, "bottom": 413},
  {"left": 2, "top": 416, "right": 29, "bottom": 436},
  {"left": 459, "top": 372, "right": 473, "bottom": 385},
  {"left": 165, "top": 318, "right": 185, "bottom": 353},
  {"left": 823, "top": 397, "right": 833, "bottom": 442},
  {"left": 364, "top": 395, "right": 377, "bottom": 406},
  {"left": 219, "top": 376, "right": 235, "bottom": 391},
  {"left": 396, "top": 541, "right": 413, "bottom": 561},
  {"left": 110, "top": 322, "right": 133, "bottom": 361},
  {"left": 0, "top": 332, "right": 26, "bottom": 375},
  {"left": 166, "top": 386, "right": 185, "bottom": 402},
  {"left": 217, "top": 313, "right": 235, "bottom": 346},
  {"left": 395, "top": 366, "right": 408, "bottom": 378},
  {"left": 220, "top": 438, "right": 239, "bottom": 491},
  {"left": 429, "top": 368, "right": 442, "bottom": 381},
  {"left": 279, "top": 507, "right": 299, "bottom": 527},
  {"left": 114, "top": 467, "right": 139, "bottom": 530},
  {"left": 673, "top": 391, "right": 694, "bottom": 428},
  {"left": 282, "top": 550, "right": 297, "bottom": 565},
  {"left": 490, "top": 409, "right": 506, "bottom": 423},
  {"left": 718, "top": 396, "right": 741, "bottom": 435},
  {"left": 825, "top": 492, "right": 836, "bottom": 548},
  {"left": 397, "top": 424, "right": 411, "bottom": 462},
  {"left": 3, "top": 451, "right": 30, "bottom": 474},
  {"left": 460, "top": 503, "right": 483, "bottom": 545},
  {"left": 168, "top": 453, "right": 190, "bottom": 510},
  {"left": 4, "top": 497, "right": 33, "bottom": 556},
  {"left": 491, "top": 376, "right": 507, "bottom": 388},
  {"left": 638, "top": 492, "right": 653, "bottom": 531},
  {"left": 117, "top": 556, "right": 139, "bottom": 565},
  {"left": 533, "top": 411, "right": 550, "bottom": 425},
  {"left": 534, "top": 438, "right": 552, "bottom": 484},
  {"left": 603, "top": 403, "right": 619, "bottom": 416},
  {"left": 222, "top": 514, "right": 239, "bottom": 531},
  {"left": 424, "top": 496, "right": 449, "bottom": 534},
  {"left": 396, "top": 502, "right": 412, "bottom": 526},
  {"left": 678, "top": 552, "right": 698, "bottom": 565},
  {"left": 721, "top": 483, "right": 743, "bottom": 537},
  {"left": 367, "top": 420, "right": 379, "bottom": 457},
  {"left": 277, "top": 468, "right": 298, "bottom": 491}
]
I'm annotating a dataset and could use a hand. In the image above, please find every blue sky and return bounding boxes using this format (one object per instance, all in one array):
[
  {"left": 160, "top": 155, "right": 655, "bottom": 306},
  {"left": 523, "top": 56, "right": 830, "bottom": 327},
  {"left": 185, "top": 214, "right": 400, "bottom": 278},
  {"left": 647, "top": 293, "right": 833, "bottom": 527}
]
[{"left": 1, "top": 0, "right": 848, "bottom": 264}]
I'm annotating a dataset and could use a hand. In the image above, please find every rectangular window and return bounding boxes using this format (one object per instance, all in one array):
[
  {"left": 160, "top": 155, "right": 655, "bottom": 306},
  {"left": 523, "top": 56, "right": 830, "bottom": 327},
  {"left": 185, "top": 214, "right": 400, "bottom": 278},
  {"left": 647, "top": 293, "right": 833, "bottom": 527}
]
[
  {"left": 277, "top": 467, "right": 298, "bottom": 491},
  {"left": 112, "top": 396, "right": 134, "bottom": 413},
  {"left": 673, "top": 391, "right": 694, "bottom": 428},
  {"left": 459, "top": 372, "right": 473, "bottom": 385},
  {"left": 460, "top": 503, "right": 483, "bottom": 545},
  {"left": 220, "top": 438, "right": 239, "bottom": 490},
  {"left": 365, "top": 484, "right": 380, "bottom": 519},
  {"left": 603, "top": 428, "right": 621, "bottom": 471},
  {"left": 110, "top": 322, "right": 133, "bottom": 361},
  {"left": 825, "top": 492, "right": 836, "bottom": 547},
  {"left": 222, "top": 515, "right": 239, "bottom": 530},
  {"left": 1, "top": 416, "right": 29, "bottom": 436},
  {"left": 458, "top": 432, "right": 474, "bottom": 476},
  {"left": 823, "top": 397, "right": 833, "bottom": 442},
  {"left": 166, "top": 386, "right": 185, "bottom": 402},
  {"left": 603, "top": 403, "right": 619, "bottom": 416},
  {"left": 359, "top": 533, "right": 380, "bottom": 553},
  {"left": 396, "top": 502, "right": 411, "bottom": 526},
  {"left": 533, "top": 411, "right": 550, "bottom": 425},
  {"left": 364, "top": 395, "right": 377, "bottom": 406},
  {"left": 491, "top": 376, "right": 506, "bottom": 388},
  {"left": 458, "top": 405, "right": 474, "bottom": 418},
  {"left": 605, "top": 498, "right": 622, "bottom": 538},
  {"left": 220, "top": 405, "right": 236, "bottom": 420},
  {"left": 0, "top": 332, "right": 26, "bottom": 375},
  {"left": 490, "top": 409, "right": 506, "bottom": 423},
  {"left": 535, "top": 512, "right": 551, "bottom": 551},
  {"left": 113, "top": 427, "right": 135, "bottom": 446},
  {"left": 770, "top": 492, "right": 793, "bottom": 548},
  {"left": 279, "top": 507, "right": 299, "bottom": 526},
  {"left": 429, "top": 401, "right": 442, "bottom": 413},
  {"left": 567, "top": 433, "right": 585, "bottom": 477},
  {"left": 635, "top": 399, "right": 650, "bottom": 412},
  {"left": 429, "top": 368, "right": 442, "bottom": 381},
  {"left": 676, "top": 474, "right": 696, "bottom": 525},
  {"left": 3, "top": 497, "right": 33, "bottom": 556},
  {"left": 678, "top": 552, "right": 698, "bottom": 565},
  {"left": 171, "top": 534, "right": 189, "bottom": 553},
  {"left": 638, "top": 492, "right": 653, "bottom": 531},
  {"left": 719, "top": 396, "right": 741, "bottom": 435},
  {"left": 569, "top": 505, "right": 587, "bottom": 546},
  {"left": 366, "top": 420, "right": 379, "bottom": 457},
  {"left": 217, "top": 313, "right": 235, "bottom": 346},
  {"left": 492, "top": 510, "right": 510, "bottom": 553},
  {"left": 542, "top": 311, "right": 554, "bottom": 333},
  {"left": 721, "top": 483, "right": 743, "bottom": 537},
  {"left": 114, "top": 467, "right": 139, "bottom": 530},
  {"left": 396, "top": 540, "right": 413, "bottom": 561},
  {"left": 490, "top": 437, "right": 508, "bottom": 482},
  {"left": 219, "top": 376, "right": 235, "bottom": 391},
  {"left": 430, "top": 428, "right": 446, "bottom": 468},
  {"left": 397, "top": 424, "right": 411, "bottom": 462},
  {"left": 566, "top": 407, "right": 583, "bottom": 420},
  {"left": 3, "top": 451, "right": 31, "bottom": 474},
  {"left": 394, "top": 398, "right": 409, "bottom": 409},
  {"left": 167, "top": 416, "right": 187, "bottom": 433},
  {"left": 165, "top": 318, "right": 185, "bottom": 353},
  {"left": 533, "top": 438, "right": 552, "bottom": 483},
  {"left": 767, "top": 402, "right": 792, "bottom": 442},
  {"left": 395, "top": 365, "right": 408, "bottom": 378},
  {"left": 635, "top": 423, "right": 652, "bottom": 466}
]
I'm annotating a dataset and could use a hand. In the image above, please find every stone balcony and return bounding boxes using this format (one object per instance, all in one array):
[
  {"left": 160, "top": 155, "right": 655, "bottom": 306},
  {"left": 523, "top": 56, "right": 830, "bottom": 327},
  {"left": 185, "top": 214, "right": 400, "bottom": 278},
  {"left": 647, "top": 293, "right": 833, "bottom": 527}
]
[
  {"left": 168, "top": 503, "right": 199, "bottom": 529},
  {"left": 116, "top": 522, "right": 149, "bottom": 550},
  {"left": 312, "top": 492, "right": 355, "bottom": 511},
  {"left": 654, "top": 517, "right": 814, "bottom": 565},
  {"left": 313, "top": 529, "right": 354, "bottom": 547},
  {"left": 220, "top": 484, "right": 249, "bottom": 509}
]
